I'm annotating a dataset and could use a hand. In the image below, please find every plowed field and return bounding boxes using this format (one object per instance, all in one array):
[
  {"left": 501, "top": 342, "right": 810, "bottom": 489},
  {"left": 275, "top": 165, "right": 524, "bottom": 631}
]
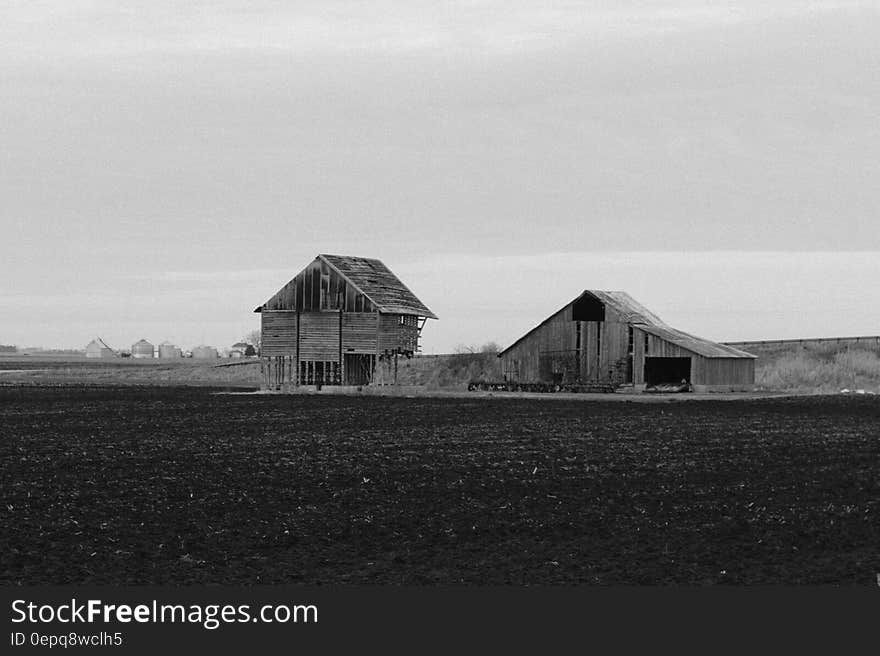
[{"left": 2, "top": 386, "right": 879, "bottom": 584}]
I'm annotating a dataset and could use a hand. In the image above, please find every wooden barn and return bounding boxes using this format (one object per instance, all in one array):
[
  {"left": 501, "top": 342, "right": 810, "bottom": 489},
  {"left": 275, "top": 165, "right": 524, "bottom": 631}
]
[
  {"left": 498, "top": 290, "right": 756, "bottom": 392},
  {"left": 255, "top": 254, "right": 436, "bottom": 389},
  {"left": 85, "top": 337, "right": 115, "bottom": 358}
]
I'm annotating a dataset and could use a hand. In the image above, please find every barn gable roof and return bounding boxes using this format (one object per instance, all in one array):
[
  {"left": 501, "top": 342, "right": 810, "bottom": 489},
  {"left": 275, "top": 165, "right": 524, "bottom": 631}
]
[
  {"left": 256, "top": 254, "right": 437, "bottom": 319},
  {"left": 320, "top": 255, "right": 437, "bottom": 318},
  {"left": 499, "top": 290, "right": 755, "bottom": 359}
]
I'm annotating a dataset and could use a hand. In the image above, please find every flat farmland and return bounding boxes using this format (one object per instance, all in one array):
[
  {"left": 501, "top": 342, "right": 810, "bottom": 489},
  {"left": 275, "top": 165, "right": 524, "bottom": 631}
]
[{"left": 2, "top": 386, "right": 879, "bottom": 585}]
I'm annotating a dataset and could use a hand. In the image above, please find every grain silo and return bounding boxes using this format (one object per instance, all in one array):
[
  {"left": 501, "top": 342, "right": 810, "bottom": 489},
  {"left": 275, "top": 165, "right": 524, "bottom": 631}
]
[
  {"left": 191, "top": 345, "right": 218, "bottom": 359},
  {"left": 158, "top": 341, "right": 182, "bottom": 359},
  {"left": 131, "top": 338, "right": 155, "bottom": 359}
]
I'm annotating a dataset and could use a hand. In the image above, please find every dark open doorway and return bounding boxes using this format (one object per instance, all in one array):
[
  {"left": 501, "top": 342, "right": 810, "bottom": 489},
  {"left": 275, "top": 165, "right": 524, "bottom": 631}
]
[
  {"left": 572, "top": 292, "right": 605, "bottom": 322},
  {"left": 344, "top": 354, "right": 375, "bottom": 385},
  {"left": 644, "top": 357, "right": 691, "bottom": 386}
]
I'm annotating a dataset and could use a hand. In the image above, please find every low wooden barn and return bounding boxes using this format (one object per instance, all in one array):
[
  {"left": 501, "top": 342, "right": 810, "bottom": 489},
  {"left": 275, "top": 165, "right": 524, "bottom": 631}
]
[
  {"left": 498, "top": 290, "right": 756, "bottom": 392},
  {"left": 255, "top": 254, "right": 436, "bottom": 389}
]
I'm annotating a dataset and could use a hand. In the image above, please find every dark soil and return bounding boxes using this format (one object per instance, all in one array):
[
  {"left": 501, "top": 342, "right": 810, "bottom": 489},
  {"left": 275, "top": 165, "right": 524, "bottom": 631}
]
[{"left": 2, "top": 386, "right": 879, "bottom": 584}]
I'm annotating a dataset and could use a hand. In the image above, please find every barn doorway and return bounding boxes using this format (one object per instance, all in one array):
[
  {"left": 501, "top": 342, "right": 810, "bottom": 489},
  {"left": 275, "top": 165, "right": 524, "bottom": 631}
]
[
  {"left": 644, "top": 357, "right": 691, "bottom": 386},
  {"left": 572, "top": 293, "right": 605, "bottom": 321},
  {"left": 344, "top": 354, "right": 375, "bottom": 385}
]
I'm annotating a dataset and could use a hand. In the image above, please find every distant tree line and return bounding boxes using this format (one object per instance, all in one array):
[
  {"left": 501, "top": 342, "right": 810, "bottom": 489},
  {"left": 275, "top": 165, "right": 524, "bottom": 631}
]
[{"left": 0, "top": 344, "right": 17, "bottom": 353}]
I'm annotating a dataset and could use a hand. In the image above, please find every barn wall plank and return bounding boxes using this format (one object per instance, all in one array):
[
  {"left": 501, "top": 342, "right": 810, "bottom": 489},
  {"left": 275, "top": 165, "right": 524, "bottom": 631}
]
[
  {"left": 342, "top": 313, "right": 380, "bottom": 352},
  {"left": 299, "top": 312, "right": 340, "bottom": 362},
  {"left": 261, "top": 311, "right": 298, "bottom": 357}
]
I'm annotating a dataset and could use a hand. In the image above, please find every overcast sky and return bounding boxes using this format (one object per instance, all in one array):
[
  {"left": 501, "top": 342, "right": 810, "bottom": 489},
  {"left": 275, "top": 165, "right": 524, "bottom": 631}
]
[{"left": 2, "top": 1, "right": 879, "bottom": 351}]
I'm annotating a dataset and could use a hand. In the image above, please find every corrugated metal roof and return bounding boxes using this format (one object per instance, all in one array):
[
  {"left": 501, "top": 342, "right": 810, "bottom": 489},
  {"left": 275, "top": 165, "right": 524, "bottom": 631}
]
[
  {"left": 499, "top": 290, "right": 756, "bottom": 359},
  {"left": 638, "top": 324, "right": 756, "bottom": 359},
  {"left": 318, "top": 254, "right": 437, "bottom": 319},
  {"left": 586, "top": 290, "right": 667, "bottom": 327}
]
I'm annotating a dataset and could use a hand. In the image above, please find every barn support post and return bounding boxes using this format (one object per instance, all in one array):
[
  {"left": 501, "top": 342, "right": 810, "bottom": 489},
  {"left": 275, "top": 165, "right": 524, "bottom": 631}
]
[
  {"left": 375, "top": 312, "right": 381, "bottom": 384},
  {"left": 338, "top": 296, "right": 344, "bottom": 385},
  {"left": 295, "top": 308, "right": 301, "bottom": 386}
]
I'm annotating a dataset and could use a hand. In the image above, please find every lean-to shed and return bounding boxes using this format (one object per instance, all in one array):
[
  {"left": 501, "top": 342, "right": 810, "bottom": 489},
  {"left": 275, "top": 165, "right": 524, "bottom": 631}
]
[
  {"left": 255, "top": 254, "right": 436, "bottom": 388},
  {"left": 498, "top": 290, "right": 756, "bottom": 392}
]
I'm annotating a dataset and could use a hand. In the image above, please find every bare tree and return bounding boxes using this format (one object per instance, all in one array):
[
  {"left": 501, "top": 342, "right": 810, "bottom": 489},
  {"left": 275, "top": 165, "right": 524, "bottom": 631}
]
[{"left": 244, "top": 329, "right": 261, "bottom": 355}]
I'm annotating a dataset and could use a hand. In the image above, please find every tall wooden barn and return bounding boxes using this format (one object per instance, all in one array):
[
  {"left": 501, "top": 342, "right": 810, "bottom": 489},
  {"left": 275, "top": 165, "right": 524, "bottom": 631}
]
[
  {"left": 498, "top": 290, "right": 756, "bottom": 392},
  {"left": 255, "top": 254, "right": 436, "bottom": 389}
]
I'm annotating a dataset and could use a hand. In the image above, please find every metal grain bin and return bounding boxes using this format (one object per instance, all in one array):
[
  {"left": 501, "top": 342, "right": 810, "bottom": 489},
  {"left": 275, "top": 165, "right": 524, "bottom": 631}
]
[
  {"left": 131, "top": 339, "right": 155, "bottom": 359},
  {"left": 158, "top": 342, "right": 182, "bottom": 359},
  {"left": 191, "top": 345, "right": 218, "bottom": 359}
]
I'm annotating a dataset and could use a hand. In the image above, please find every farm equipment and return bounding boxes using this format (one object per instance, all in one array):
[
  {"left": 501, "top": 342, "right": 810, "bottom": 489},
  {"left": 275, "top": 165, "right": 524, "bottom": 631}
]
[
  {"left": 645, "top": 381, "right": 692, "bottom": 393},
  {"left": 467, "top": 380, "right": 618, "bottom": 394}
]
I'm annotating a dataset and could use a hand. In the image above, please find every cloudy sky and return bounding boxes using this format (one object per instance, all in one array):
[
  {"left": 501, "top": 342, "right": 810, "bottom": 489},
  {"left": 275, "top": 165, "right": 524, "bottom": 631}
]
[{"left": 2, "top": 1, "right": 878, "bottom": 351}]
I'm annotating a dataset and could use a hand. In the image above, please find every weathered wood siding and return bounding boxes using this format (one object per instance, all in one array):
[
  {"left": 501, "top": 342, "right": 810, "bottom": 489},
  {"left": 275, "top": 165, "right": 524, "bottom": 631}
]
[
  {"left": 502, "top": 308, "right": 754, "bottom": 388},
  {"left": 298, "top": 312, "right": 340, "bottom": 362},
  {"left": 377, "top": 314, "right": 419, "bottom": 353},
  {"left": 636, "top": 329, "right": 754, "bottom": 387},
  {"left": 633, "top": 327, "right": 646, "bottom": 385},
  {"left": 695, "top": 357, "right": 754, "bottom": 386},
  {"left": 341, "top": 312, "right": 379, "bottom": 353},
  {"left": 644, "top": 333, "right": 692, "bottom": 358},
  {"left": 397, "top": 316, "right": 420, "bottom": 353},
  {"left": 376, "top": 314, "right": 397, "bottom": 353},
  {"left": 500, "top": 302, "right": 632, "bottom": 383},
  {"left": 261, "top": 311, "right": 298, "bottom": 357},
  {"left": 259, "top": 256, "right": 433, "bottom": 387},
  {"left": 500, "top": 305, "right": 575, "bottom": 382},
  {"left": 261, "top": 258, "right": 376, "bottom": 313}
]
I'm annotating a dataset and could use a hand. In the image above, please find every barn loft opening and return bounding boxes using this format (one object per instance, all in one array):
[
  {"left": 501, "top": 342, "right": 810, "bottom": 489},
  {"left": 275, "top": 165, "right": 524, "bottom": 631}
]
[
  {"left": 644, "top": 357, "right": 692, "bottom": 386},
  {"left": 572, "top": 293, "right": 605, "bottom": 322}
]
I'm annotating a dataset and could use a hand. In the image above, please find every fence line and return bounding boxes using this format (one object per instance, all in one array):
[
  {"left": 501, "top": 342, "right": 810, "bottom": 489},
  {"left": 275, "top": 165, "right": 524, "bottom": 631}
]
[{"left": 723, "top": 336, "right": 880, "bottom": 348}]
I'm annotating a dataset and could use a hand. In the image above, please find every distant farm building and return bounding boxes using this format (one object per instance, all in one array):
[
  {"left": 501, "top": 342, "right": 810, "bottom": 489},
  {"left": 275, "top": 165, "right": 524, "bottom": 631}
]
[
  {"left": 499, "top": 290, "right": 756, "bottom": 392},
  {"left": 158, "top": 342, "right": 182, "bottom": 359},
  {"left": 131, "top": 339, "right": 155, "bottom": 359},
  {"left": 191, "top": 345, "right": 219, "bottom": 359},
  {"left": 85, "top": 337, "right": 115, "bottom": 358},
  {"left": 256, "top": 254, "right": 436, "bottom": 388},
  {"left": 229, "top": 342, "right": 256, "bottom": 358}
]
